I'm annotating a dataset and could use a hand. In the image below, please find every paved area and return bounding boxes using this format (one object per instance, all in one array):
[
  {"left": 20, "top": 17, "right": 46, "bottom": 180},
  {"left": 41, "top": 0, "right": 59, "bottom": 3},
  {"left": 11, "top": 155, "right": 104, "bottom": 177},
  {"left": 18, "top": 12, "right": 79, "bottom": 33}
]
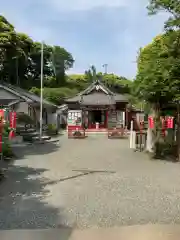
[
  {"left": 1, "top": 134, "right": 180, "bottom": 230},
  {"left": 1, "top": 225, "right": 180, "bottom": 240}
]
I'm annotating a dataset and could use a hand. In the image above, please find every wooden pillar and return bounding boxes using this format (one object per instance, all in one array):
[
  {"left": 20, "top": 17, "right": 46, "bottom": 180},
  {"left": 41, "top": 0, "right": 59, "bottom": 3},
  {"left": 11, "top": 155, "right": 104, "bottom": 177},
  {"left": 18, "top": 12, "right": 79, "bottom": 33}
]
[
  {"left": 125, "top": 107, "right": 128, "bottom": 128},
  {"left": 105, "top": 109, "right": 108, "bottom": 128}
]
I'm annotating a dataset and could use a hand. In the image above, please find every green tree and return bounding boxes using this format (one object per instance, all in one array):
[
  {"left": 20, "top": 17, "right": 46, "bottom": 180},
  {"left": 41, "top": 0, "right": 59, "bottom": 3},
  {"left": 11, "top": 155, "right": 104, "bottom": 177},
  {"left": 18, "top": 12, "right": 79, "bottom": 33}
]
[
  {"left": 51, "top": 46, "right": 74, "bottom": 86},
  {"left": 143, "top": 0, "right": 180, "bottom": 157},
  {"left": 0, "top": 15, "right": 74, "bottom": 89},
  {"left": 84, "top": 65, "right": 97, "bottom": 82},
  {"left": 148, "top": 0, "right": 180, "bottom": 29},
  {"left": 134, "top": 30, "right": 180, "bottom": 157}
]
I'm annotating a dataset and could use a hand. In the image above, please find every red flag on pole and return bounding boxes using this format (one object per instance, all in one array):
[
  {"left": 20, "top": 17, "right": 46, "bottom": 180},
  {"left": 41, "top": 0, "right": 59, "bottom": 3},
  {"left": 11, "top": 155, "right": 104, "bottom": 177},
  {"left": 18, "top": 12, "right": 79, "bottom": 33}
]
[
  {"left": 9, "top": 111, "right": 17, "bottom": 139},
  {"left": 9, "top": 130, "right": 15, "bottom": 139},
  {"left": 0, "top": 134, "right": 2, "bottom": 153},
  {"left": 167, "top": 117, "right": 174, "bottom": 129},
  {"left": 148, "top": 116, "right": 154, "bottom": 129},
  {"left": 0, "top": 109, "right": 4, "bottom": 120},
  {"left": 9, "top": 111, "right": 16, "bottom": 129}
]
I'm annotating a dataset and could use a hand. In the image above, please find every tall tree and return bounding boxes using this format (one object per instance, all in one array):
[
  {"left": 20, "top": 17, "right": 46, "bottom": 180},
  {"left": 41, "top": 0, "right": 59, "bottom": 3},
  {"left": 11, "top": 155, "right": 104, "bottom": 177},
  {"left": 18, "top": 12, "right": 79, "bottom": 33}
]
[
  {"left": 51, "top": 46, "right": 74, "bottom": 86},
  {"left": 84, "top": 65, "right": 97, "bottom": 82},
  {"left": 133, "top": 1, "right": 180, "bottom": 157}
]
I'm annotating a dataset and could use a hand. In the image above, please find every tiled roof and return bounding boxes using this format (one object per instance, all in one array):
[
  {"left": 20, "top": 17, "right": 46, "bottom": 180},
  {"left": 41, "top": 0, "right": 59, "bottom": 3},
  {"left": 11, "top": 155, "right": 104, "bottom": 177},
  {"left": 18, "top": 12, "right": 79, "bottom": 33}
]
[
  {"left": 0, "top": 82, "right": 57, "bottom": 108},
  {"left": 80, "top": 92, "right": 115, "bottom": 106}
]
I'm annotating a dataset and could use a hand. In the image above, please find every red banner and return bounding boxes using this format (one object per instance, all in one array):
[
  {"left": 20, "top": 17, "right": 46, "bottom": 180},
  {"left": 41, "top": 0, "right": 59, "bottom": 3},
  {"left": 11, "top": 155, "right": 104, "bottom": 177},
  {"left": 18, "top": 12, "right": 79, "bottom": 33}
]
[
  {"left": 0, "top": 120, "right": 3, "bottom": 135},
  {"left": 9, "top": 111, "right": 17, "bottom": 129},
  {"left": 0, "top": 134, "right": 2, "bottom": 153},
  {"left": 148, "top": 116, "right": 154, "bottom": 129},
  {"left": 167, "top": 116, "right": 174, "bottom": 129},
  {"left": 9, "top": 130, "right": 15, "bottom": 139},
  {"left": 0, "top": 109, "right": 4, "bottom": 120}
]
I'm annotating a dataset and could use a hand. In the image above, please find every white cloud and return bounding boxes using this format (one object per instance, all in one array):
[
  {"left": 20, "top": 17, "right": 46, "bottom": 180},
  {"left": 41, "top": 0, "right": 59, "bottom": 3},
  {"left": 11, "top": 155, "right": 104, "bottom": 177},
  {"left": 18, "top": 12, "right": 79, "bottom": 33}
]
[{"left": 49, "top": 0, "right": 130, "bottom": 11}]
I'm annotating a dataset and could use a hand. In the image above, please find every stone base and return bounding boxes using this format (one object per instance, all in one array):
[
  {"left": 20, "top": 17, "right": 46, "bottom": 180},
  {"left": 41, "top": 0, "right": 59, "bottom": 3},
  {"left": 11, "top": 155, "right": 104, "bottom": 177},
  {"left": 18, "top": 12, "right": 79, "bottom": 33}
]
[{"left": 9, "top": 136, "right": 23, "bottom": 144}]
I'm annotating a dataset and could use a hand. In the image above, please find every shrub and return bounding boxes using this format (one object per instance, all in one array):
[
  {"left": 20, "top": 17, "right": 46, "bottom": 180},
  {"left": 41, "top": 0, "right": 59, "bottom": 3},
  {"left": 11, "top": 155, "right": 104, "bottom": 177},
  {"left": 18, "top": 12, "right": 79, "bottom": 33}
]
[
  {"left": 16, "top": 112, "right": 34, "bottom": 125},
  {"left": 2, "top": 142, "right": 14, "bottom": 158},
  {"left": 47, "top": 124, "right": 58, "bottom": 135}
]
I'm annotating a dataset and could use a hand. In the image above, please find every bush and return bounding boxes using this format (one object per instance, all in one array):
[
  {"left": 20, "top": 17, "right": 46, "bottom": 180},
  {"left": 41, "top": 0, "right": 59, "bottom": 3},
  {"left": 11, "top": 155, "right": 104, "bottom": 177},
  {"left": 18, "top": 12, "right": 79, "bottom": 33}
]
[
  {"left": 29, "top": 87, "right": 40, "bottom": 96},
  {"left": 2, "top": 142, "right": 14, "bottom": 158},
  {"left": 17, "top": 112, "right": 34, "bottom": 125},
  {"left": 47, "top": 124, "right": 58, "bottom": 135},
  {"left": 47, "top": 124, "right": 57, "bottom": 131}
]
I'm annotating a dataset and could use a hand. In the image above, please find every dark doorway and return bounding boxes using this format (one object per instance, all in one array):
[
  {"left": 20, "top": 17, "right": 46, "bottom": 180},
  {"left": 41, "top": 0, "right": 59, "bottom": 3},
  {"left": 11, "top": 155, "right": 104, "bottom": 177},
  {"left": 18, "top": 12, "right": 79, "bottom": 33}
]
[{"left": 92, "top": 110, "right": 101, "bottom": 123}]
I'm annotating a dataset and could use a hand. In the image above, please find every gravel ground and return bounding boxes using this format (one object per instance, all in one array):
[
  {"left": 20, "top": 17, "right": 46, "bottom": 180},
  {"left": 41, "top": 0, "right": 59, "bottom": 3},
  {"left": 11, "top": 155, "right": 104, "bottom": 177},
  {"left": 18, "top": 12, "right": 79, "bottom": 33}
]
[{"left": 1, "top": 134, "right": 180, "bottom": 229}]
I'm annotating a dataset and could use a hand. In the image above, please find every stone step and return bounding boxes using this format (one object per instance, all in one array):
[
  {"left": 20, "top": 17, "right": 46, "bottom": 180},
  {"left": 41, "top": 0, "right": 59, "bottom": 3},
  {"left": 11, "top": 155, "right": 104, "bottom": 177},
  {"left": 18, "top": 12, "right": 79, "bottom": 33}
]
[
  {"left": 32, "top": 135, "right": 51, "bottom": 141},
  {"left": 20, "top": 131, "right": 39, "bottom": 137}
]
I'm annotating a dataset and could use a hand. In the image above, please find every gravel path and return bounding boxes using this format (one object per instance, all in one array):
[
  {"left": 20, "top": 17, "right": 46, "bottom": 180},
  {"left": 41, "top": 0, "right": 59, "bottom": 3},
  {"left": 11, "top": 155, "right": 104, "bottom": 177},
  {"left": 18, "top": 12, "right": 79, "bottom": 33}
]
[{"left": 1, "top": 134, "right": 180, "bottom": 229}]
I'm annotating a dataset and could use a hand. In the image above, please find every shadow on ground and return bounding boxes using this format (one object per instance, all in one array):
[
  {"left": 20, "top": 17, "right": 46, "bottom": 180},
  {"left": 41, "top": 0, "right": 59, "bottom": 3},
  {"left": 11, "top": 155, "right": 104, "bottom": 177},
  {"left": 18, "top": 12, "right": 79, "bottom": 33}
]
[
  {"left": 12, "top": 141, "right": 60, "bottom": 160},
  {"left": 0, "top": 164, "right": 72, "bottom": 233}
]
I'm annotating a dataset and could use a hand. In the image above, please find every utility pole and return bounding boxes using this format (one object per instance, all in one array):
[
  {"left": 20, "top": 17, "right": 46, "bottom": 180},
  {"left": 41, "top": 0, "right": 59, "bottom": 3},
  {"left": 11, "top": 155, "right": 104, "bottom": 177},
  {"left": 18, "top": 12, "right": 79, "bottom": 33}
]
[
  {"left": 39, "top": 41, "right": 44, "bottom": 141},
  {"left": 102, "top": 64, "right": 108, "bottom": 74},
  {"left": 16, "top": 57, "right": 19, "bottom": 85}
]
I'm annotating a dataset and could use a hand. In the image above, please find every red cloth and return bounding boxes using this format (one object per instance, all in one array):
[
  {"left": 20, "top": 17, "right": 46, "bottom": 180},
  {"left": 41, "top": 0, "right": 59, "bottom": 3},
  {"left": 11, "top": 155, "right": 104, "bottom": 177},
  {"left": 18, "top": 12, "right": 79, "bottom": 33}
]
[
  {"left": 0, "top": 135, "right": 2, "bottom": 153},
  {"left": 9, "top": 130, "right": 15, "bottom": 139},
  {"left": 148, "top": 116, "right": 154, "bottom": 129},
  {"left": 9, "top": 111, "right": 17, "bottom": 129}
]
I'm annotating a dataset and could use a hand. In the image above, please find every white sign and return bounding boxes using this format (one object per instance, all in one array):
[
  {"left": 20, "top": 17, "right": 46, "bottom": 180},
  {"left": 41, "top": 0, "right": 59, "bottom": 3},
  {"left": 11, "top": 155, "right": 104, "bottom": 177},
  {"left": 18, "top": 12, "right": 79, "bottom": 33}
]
[{"left": 68, "top": 110, "right": 82, "bottom": 126}]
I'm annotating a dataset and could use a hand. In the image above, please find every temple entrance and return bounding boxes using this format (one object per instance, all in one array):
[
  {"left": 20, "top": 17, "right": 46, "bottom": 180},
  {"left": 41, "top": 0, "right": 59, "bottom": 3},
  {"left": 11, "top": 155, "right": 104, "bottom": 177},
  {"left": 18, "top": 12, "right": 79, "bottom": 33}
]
[
  {"left": 92, "top": 110, "right": 102, "bottom": 123},
  {"left": 88, "top": 110, "right": 107, "bottom": 128}
]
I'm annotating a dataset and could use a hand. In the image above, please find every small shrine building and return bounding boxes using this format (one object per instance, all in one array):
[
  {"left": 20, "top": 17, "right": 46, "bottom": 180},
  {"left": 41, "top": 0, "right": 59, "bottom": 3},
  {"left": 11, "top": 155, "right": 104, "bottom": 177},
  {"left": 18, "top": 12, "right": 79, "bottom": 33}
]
[{"left": 65, "top": 79, "right": 135, "bottom": 131}]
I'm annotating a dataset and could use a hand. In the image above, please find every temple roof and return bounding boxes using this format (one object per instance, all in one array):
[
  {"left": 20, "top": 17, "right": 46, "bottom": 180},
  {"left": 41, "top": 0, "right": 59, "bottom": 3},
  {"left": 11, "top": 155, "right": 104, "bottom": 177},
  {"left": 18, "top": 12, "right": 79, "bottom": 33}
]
[
  {"left": 65, "top": 79, "right": 129, "bottom": 105},
  {"left": 80, "top": 92, "right": 115, "bottom": 106}
]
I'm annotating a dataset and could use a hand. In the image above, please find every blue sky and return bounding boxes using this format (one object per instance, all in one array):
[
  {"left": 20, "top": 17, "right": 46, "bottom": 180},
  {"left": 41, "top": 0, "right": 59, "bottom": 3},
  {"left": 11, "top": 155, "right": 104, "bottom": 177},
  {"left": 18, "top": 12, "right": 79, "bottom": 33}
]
[{"left": 1, "top": 0, "right": 169, "bottom": 79}]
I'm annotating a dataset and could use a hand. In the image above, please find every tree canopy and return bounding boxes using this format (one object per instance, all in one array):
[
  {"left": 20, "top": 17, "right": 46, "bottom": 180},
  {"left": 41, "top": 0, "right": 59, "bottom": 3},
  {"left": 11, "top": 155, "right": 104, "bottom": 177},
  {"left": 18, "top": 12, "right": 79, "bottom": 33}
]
[
  {"left": 147, "top": 0, "right": 180, "bottom": 29},
  {"left": 134, "top": 30, "right": 180, "bottom": 106},
  {"left": 133, "top": 0, "right": 180, "bottom": 108},
  {"left": 0, "top": 15, "right": 74, "bottom": 89}
]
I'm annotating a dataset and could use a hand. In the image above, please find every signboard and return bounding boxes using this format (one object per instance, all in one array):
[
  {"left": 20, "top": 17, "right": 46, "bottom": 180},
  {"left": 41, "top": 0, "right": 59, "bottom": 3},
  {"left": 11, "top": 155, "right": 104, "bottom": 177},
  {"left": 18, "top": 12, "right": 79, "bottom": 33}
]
[
  {"left": 117, "top": 111, "right": 125, "bottom": 126},
  {"left": 108, "top": 110, "right": 117, "bottom": 128},
  {"left": 67, "top": 110, "right": 82, "bottom": 126}
]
